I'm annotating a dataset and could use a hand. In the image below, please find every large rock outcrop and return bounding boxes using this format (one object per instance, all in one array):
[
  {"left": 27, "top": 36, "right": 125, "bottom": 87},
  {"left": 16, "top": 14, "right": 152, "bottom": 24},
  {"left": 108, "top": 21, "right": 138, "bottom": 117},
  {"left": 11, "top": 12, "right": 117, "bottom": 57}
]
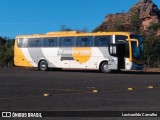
[{"left": 94, "top": 0, "right": 160, "bottom": 33}]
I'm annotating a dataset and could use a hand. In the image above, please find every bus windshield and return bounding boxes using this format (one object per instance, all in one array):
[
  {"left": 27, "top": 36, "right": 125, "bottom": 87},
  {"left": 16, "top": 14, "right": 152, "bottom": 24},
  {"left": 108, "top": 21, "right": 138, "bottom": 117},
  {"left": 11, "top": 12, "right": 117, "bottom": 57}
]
[{"left": 130, "top": 35, "right": 144, "bottom": 60}]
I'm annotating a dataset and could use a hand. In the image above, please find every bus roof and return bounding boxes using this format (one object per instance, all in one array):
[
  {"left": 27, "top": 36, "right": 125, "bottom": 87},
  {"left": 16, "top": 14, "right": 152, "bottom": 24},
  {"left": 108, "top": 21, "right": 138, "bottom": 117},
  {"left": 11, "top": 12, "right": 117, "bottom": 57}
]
[{"left": 16, "top": 31, "right": 133, "bottom": 38}]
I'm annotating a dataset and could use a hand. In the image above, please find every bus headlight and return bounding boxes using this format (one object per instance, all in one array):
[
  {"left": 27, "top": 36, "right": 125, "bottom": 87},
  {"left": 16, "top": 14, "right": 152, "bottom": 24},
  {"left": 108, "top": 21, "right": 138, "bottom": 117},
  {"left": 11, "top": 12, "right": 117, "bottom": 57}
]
[
  {"left": 126, "top": 62, "right": 132, "bottom": 70},
  {"left": 111, "top": 58, "right": 117, "bottom": 64},
  {"left": 111, "top": 59, "right": 115, "bottom": 62},
  {"left": 126, "top": 63, "right": 130, "bottom": 66}
]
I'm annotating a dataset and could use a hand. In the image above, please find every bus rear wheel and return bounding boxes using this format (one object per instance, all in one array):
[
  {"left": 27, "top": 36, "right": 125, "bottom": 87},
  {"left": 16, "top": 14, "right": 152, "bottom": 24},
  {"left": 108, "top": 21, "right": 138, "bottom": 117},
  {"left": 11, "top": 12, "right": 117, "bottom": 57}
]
[
  {"left": 100, "top": 62, "right": 111, "bottom": 73},
  {"left": 39, "top": 60, "right": 48, "bottom": 71}
]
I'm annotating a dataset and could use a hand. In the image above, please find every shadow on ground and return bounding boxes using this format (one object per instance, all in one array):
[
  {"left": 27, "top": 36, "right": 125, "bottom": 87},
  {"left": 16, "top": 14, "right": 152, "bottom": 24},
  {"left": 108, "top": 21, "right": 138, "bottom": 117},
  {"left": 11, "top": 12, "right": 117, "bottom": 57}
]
[{"left": 1, "top": 67, "right": 160, "bottom": 75}]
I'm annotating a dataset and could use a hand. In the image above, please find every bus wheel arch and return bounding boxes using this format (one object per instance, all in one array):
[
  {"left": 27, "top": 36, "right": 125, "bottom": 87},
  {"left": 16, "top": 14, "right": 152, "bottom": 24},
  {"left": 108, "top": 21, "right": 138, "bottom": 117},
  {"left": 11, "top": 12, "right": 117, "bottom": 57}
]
[
  {"left": 99, "top": 61, "right": 111, "bottom": 73},
  {"left": 38, "top": 59, "right": 48, "bottom": 71}
]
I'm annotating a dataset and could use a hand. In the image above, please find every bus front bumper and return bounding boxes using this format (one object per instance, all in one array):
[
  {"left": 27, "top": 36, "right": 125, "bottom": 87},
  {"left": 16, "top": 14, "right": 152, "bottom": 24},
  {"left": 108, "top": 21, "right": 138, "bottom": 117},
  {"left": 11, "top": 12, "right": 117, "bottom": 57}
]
[{"left": 125, "top": 62, "right": 144, "bottom": 70}]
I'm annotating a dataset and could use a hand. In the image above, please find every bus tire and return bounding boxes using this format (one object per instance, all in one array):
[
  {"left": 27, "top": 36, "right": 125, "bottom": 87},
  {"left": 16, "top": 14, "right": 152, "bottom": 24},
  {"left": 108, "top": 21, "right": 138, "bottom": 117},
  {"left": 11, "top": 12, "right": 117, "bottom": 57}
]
[
  {"left": 38, "top": 60, "right": 48, "bottom": 71},
  {"left": 100, "top": 62, "right": 111, "bottom": 73}
]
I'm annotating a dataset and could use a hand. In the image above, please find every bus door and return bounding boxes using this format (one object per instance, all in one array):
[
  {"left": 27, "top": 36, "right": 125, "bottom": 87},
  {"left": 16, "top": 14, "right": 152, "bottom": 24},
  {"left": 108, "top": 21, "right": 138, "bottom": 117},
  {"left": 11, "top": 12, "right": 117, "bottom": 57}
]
[
  {"left": 117, "top": 44, "right": 125, "bottom": 69},
  {"left": 109, "top": 43, "right": 125, "bottom": 70}
]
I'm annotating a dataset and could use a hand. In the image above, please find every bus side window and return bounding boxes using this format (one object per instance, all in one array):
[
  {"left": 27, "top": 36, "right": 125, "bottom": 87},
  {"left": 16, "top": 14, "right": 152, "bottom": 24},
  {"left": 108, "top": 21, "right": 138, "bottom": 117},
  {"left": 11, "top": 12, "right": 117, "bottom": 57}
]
[
  {"left": 43, "top": 38, "right": 58, "bottom": 47},
  {"left": 17, "top": 38, "right": 23, "bottom": 47},
  {"left": 76, "top": 36, "right": 93, "bottom": 47},
  {"left": 17, "top": 38, "right": 28, "bottom": 48},
  {"left": 115, "top": 35, "right": 127, "bottom": 43},
  {"left": 94, "top": 36, "right": 111, "bottom": 47},
  {"left": 59, "top": 37, "right": 74, "bottom": 47},
  {"left": 28, "top": 38, "right": 42, "bottom": 47}
]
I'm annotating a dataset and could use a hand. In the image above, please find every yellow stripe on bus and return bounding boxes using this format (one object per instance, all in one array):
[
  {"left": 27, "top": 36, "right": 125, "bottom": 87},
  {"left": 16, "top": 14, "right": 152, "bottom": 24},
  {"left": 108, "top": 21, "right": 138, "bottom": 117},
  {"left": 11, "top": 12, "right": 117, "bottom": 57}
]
[{"left": 14, "top": 41, "right": 33, "bottom": 67}]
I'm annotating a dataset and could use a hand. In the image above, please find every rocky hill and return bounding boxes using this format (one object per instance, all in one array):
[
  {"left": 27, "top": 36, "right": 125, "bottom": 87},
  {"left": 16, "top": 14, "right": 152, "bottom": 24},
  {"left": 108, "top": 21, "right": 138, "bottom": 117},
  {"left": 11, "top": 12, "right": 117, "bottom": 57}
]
[{"left": 93, "top": 0, "right": 160, "bottom": 34}]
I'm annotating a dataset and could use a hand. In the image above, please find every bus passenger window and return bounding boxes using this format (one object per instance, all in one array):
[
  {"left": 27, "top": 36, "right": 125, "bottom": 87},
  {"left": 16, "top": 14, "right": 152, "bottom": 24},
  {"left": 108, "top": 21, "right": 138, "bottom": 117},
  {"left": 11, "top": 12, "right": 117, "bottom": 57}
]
[
  {"left": 17, "top": 38, "right": 23, "bottom": 47},
  {"left": 76, "top": 36, "right": 93, "bottom": 47},
  {"left": 43, "top": 38, "right": 58, "bottom": 47},
  {"left": 59, "top": 37, "right": 74, "bottom": 47},
  {"left": 28, "top": 38, "right": 42, "bottom": 47},
  {"left": 94, "top": 36, "right": 111, "bottom": 47},
  {"left": 17, "top": 38, "right": 28, "bottom": 48}
]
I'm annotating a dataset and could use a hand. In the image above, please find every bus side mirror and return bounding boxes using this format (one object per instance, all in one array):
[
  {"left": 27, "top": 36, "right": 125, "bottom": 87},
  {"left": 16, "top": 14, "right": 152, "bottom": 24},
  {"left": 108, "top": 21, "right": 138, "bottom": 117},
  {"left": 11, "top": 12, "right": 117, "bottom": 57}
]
[
  {"left": 128, "top": 39, "right": 139, "bottom": 47},
  {"left": 136, "top": 41, "right": 139, "bottom": 47},
  {"left": 109, "top": 44, "right": 117, "bottom": 56}
]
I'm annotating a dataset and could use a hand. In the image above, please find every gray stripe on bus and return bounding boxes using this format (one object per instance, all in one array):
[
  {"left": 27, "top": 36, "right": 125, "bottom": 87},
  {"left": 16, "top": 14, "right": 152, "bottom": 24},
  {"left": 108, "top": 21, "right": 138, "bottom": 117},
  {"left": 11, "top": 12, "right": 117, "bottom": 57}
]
[
  {"left": 27, "top": 48, "right": 55, "bottom": 67},
  {"left": 98, "top": 47, "right": 110, "bottom": 57}
]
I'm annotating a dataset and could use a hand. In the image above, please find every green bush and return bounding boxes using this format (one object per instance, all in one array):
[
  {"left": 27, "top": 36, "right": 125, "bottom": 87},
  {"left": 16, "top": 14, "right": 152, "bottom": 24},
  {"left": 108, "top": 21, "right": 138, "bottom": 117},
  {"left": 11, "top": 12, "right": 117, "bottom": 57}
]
[{"left": 0, "top": 38, "right": 14, "bottom": 67}]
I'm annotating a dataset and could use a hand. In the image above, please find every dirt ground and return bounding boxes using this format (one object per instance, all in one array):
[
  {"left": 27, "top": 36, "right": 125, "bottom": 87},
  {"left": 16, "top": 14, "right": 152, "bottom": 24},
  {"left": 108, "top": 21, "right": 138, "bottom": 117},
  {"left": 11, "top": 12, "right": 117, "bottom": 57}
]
[{"left": 144, "top": 68, "right": 160, "bottom": 72}]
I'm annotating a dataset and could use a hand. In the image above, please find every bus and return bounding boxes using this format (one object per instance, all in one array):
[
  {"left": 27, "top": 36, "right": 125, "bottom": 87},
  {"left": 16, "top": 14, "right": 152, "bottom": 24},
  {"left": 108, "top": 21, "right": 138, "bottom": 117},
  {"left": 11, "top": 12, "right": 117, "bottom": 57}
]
[{"left": 14, "top": 31, "right": 144, "bottom": 73}]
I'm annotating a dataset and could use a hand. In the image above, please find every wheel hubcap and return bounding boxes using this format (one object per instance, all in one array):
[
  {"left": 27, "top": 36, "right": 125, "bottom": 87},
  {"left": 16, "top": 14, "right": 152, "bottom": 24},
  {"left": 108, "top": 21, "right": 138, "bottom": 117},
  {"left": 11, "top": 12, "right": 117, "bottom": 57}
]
[
  {"left": 103, "top": 64, "right": 109, "bottom": 71},
  {"left": 42, "top": 63, "right": 46, "bottom": 68},
  {"left": 40, "top": 61, "right": 47, "bottom": 70}
]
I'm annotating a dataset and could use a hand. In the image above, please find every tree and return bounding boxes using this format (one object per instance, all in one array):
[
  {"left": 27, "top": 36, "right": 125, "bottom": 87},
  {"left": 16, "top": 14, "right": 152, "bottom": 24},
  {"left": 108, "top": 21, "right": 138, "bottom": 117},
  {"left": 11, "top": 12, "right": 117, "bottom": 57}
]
[
  {"left": 148, "top": 22, "right": 160, "bottom": 31},
  {"left": 142, "top": 20, "right": 160, "bottom": 68},
  {"left": 110, "top": 22, "right": 126, "bottom": 32},
  {"left": 60, "top": 25, "right": 88, "bottom": 33},
  {"left": 129, "top": 12, "right": 141, "bottom": 34},
  {"left": 60, "top": 25, "right": 72, "bottom": 31},
  {"left": 0, "top": 38, "right": 14, "bottom": 67},
  {"left": 0, "top": 37, "right": 6, "bottom": 46}
]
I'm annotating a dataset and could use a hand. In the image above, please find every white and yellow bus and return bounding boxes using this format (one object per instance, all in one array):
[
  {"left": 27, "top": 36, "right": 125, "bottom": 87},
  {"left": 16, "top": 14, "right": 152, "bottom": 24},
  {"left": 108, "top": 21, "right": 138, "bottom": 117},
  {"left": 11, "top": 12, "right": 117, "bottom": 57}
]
[{"left": 14, "top": 31, "right": 144, "bottom": 73}]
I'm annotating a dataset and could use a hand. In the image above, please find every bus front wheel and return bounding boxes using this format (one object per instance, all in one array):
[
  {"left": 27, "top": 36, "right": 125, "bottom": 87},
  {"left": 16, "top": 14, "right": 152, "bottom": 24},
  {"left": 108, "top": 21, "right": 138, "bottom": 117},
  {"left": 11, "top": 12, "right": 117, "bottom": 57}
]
[
  {"left": 100, "top": 62, "right": 111, "bottom": 73},
  {"left": 38, "top": 60, "right": 48, "bottom": 71}
]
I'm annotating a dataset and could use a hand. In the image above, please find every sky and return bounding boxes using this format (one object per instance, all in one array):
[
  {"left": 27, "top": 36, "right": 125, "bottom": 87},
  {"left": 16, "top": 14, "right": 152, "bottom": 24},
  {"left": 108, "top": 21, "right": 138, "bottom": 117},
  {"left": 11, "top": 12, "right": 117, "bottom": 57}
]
[{"left": 0, "top": 0, "right": 160, "bottom": 38}]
